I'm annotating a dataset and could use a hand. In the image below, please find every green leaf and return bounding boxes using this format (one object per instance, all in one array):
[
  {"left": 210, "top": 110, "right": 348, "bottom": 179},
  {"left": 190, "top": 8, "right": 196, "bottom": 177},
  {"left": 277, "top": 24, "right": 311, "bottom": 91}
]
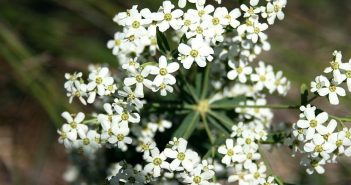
[
  {"left": 208, "top": 111, "right": 234, "bottom": 130},
  {"left": 156, "top": 28, "right": 170, "bottom": 54},
  {"left": 300, "top": 83, "right": 308, "bottom": 105},
  {"left": 173, "top": 112, "right": 200, "bottom": 139},
  {"left": 210, "top": 96, "right": 246, "bottom": 109},
  {"left": 207, "top": 116, "right": 230, "bottom": 137}
]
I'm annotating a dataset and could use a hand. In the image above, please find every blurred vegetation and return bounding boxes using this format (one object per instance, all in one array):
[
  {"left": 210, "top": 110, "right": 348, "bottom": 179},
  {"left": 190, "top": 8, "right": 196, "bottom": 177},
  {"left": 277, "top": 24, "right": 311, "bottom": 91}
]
[{"left": 0, "top": 0, "right": 350, "bottom": 185}]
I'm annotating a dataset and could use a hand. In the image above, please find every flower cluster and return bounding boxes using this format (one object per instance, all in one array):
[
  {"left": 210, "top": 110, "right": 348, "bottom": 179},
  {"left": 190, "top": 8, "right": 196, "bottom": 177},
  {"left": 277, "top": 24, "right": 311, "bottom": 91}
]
[
  {"left": 55, "top": 0, "right": 307, "bottom": 184},
  {"left": 310, "top": 51, "right": 351, "bottom": 105},
  {"left": 286, "top": 104, "right": 351, "bottom": 174},
  {"left": 284, "top": 52, "right": 351, "bottom": 175},
  {"left": 64, "top": 66, "right": 117, "bottom": 105},
  {"left": 108, "top": 138, "right": 218, "bottom": 185}
]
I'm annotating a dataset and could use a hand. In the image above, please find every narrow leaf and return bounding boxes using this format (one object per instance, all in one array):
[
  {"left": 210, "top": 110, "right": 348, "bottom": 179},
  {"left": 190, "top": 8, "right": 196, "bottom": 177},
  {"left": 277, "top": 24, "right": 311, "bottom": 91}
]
[
  {"left": 173, "top": 112, "right": 200, "bottom": 139},
  {"left": 156, "top": 28, "right": 170, "bottom": 53},
  {"left": 208, "top": 111, "right": 234, "bottom": 131}
]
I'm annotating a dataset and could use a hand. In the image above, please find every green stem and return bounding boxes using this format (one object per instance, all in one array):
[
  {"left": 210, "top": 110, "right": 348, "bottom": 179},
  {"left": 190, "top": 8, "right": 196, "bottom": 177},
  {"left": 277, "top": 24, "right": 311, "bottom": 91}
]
[
  {"left": 210, "top": 104, "right": 300, "bottom": 110},
  {"left": 149, "top": 103, "right": 194, "bottom": 110},
  {"left": 179, "top": 70, "right": 199, "bottom": 102},
  {"left": 200, "top": 63, "right": 211, "bottom": 100},
  {"left": 258, "top": 144, "right": 274, "bottom": 175},
  {"left": 201, "top": 113, "right": 215, "bottom": 144},
  {"left": 307, "top": 94, "right": 319, "bottom": 103}
]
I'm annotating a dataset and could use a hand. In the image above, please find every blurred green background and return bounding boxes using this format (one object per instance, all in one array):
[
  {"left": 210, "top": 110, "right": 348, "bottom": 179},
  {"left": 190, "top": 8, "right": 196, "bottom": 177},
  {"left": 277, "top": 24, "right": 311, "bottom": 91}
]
[{"left": 0, "top": 0, "right": 350, "bottom": 184}]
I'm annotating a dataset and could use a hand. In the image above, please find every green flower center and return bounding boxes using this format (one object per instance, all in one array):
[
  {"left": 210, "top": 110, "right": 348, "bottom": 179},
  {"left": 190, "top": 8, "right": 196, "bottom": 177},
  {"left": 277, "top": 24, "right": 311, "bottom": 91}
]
[
  {"left": 193, "top": 176, "right": 202, "bottom": 184},
  {"left": 331, "top": 61, "right": 339, "bottom": 70},
  {"left": 245, "top": 138, "right": 252, "bottom": 144},
  {"left": 346, "top": 71, "right": 351, "bottom": 78},
  {"left": 164, "top": 13, "right": 172, "bottom": 21},
  {"left": 132, "top": 21, "right": 140, "bottom": 28},
  {"left": 336, "top": 139, "right": 343, "bottom": 147},
  {"left": 159, "top": 68, "right": 168, "bottom": 76},
  {"left": 274, "top": 4, "right": 280, "bottom": 12},
  {"left": 70, "top": 122, "right": 77, "bottom": 129},
  {"left": 96, "top": 77, "right": 103, "bottom": 84},
  {"left": 136, "top": 74, "right": 144, "bottom": 83},
  {"left": 259, "top": 75, "right": 266, "bottom": 81},
  {"left": 310, "top": 119, "right": 317, "bottom": 128},
  {"left": 236, "top": 67, "right": 243, "bottom": 73},
  {"left": 196, "top": 26, "right": 203, "bottom": 34},
  {"left": 254, "top": 27, "right": 260, "bottom": 34},
  {"left": 314, "top": 145, "right": 323, "bottom": 153},
  {"left": 117, "top": 134, "right": 125, "bottom": 141},
  {"left": 198, "top": 10, "right": 205, "bottom": 17},
  {"left": 184, "top": 20, "right": 191, "bottom": 26},
  {"left": 177, "top": 152, "right": 186, "bottom": 160},
  {"left": 115, "top": 39, "right": 121, "bottom": 46},
  {"left": 190, "top": 49, "right": 199, "bottom": 58},
  {"left": 153, "top": 158, "right": 162, "bottom": 166},
  {"left": 83, "top": 138, "right": 90, "bottom": 145},
  {"left": 128, "top": 35, "right": 135, "bottom": 42},
  {"left": 212, "top": 17, "right": 220, "bottom": 25},
  {"left": 121, "top": 112, "right": 129, "bottom": 121},
  {"left": 329, "top": 85, "right": 336, "bottom": 92},
  {"left": 310, "top": 159, "right": 318, "bottom": 167},
  {"left": 227, "top": 149, "right": 234, "bottom": 156}
]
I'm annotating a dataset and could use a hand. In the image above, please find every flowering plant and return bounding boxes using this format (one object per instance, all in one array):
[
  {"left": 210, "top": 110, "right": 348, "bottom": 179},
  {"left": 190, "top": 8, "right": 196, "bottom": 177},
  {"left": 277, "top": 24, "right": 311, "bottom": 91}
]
[{"left": 58, "top": 0, "right": 351, "bottom": 184}]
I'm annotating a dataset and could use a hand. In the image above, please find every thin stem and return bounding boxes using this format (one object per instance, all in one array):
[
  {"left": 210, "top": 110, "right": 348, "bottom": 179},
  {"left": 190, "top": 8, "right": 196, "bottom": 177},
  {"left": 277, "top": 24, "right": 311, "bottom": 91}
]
[
  {"left": 200, "top": 63, "right": 211, "bottom": 100},
  {"left": 149, "top": 103, "right": 194, "bottom": 110},
  {"left": 210, "top": 104, "right": 300, "bottom": 110},
  {"left": 307, "top": 94, "right": 319, "bottom": 104},
  {"left": 258, "top": 144, "right": 274, "bottom": 175},
  {"left": 201, "top": 113, "right": 215, "bottom": 144},
  {"left": 179, "top": 70, "right": 199, "bottom": 102}
]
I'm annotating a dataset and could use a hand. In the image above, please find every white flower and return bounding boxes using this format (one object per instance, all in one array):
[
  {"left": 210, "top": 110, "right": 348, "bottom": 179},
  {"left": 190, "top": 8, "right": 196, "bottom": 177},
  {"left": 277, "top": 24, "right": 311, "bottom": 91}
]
[
  {"left": 122, "top": 57, "right": 140, "bottom": 73},
  {"left": 124, "top": 68, "right": 152, "bottom": 98},
  {"left": 303, "top": 134, "right": 335, "bottom": 159},
  {"left": 178, "top": 0, "right": 205, "bottom": 8},
  {"left": 144, "top": 148, "right": 169, "bottom": 177},
  {"left": 227, "top": 60, "right": 252, "bottom": 83},
  {"left": 258, "top": 176, "right": 278, "bottom": 185},
  {"left": 224, "top": 8, "right": 241, "bottom": 28},
  {"left": 318, "top": 79, "right": 346, "bottom": 105},
  {"left": 266, "top": 0, "right": 287, "bottom": 25},
  {"left": 58, "top": 124, "right": 77, "bottom": 149},
  {"left": 324, "top": 50, "right": 350, "bottom": 83},
  {"left": 136, "top": 137, "right": 156, "bottom": 158},
  {"left": 66, "top": 84, "right": 87, "bottom": 105},
  {"left": 152, "top": 82, "right": 174, "bottom": 96},
  {"left": 157, "top": 1, "right": 184, "bottom": 32},
  {"left": 310, "top": 75, "right": 329, "bottom": 93},
  {"left": 178, "top": 37, "right": 214, "bottom": 69},
  {"left": 182, "top": 165, "right": 213, "bottom": 185},
  {"left": 147, "top": 115, "right": 172, "bottom": 132},
  {"left": 250, "top": 0, "right": 260, "bottom": 6},
  {"left": 87, "top": 67, "right": 114, "bottom": 102},
  {"left": 180, "top": 12, "right": 200, "bottom": 32},
  {"left": 301, "top": 157, "right": 326, "bottom": 174},
  {"left": 107, "top": 32, "right": 126, "bottom": 55},
  {"left": 218, "top": 139, "right": 245, "bottom": 166},
  {"left": 115, "top": 107, "right": 141, "bottom": 124},
  {"left": 240, "top": 4, "right": 261, "bottom": 18},
  {"left": 78, "top": 130, "right": 101, "bottom": 153},
  {"left": 61, "top": 112, "right": 88, "bottom": 140},
  {"left": 164, "top": 138, "right": 195, "bottom": 171},
  {"left": 329, "top": 130, "right": 351, "bottom": 155},
  {"left": 147, "top": 55, "right": 180, "bottom": 86},
  {"left": 247, "top": 21, "right": 268, "bottom": 43},
  {"left": 246, "top": 162, "right": 267, "bottom": 183},
  {"left": 108, "top": 122, "right": 132, "bottom": 151},
  {"left": 250, "top": 61, "right": 275, "bottom": 91},
  {"left": 296, "top": 107, "right": 328, "bottom": 140},
  {"left": 118, "top": 86, "right": 144, "bottom": 109}
]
